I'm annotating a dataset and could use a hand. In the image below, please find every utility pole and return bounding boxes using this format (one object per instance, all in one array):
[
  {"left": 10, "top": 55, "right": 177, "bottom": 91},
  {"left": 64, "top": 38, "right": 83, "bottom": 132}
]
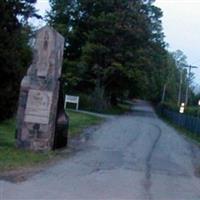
[
  {"left": 185, "top": 65, "right": 198, "bottom": 105},
  {"left": 162, "top": 83, "right": 167, "bottom": 103},
  {"left": 177, "top": 70, "right": 183, "bottom": 106},
  {"left": 177, "top": 62, "right": 187, "bottom": 107}
]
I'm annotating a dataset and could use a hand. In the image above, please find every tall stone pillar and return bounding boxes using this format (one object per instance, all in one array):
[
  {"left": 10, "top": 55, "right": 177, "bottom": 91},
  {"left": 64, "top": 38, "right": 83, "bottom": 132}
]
[{"left": 16, "top": 26, "right": 68, "bottom": 151}]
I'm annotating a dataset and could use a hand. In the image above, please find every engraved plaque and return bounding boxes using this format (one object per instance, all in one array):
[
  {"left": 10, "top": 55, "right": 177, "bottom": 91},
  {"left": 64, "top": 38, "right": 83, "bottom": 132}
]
[{"left": 24, "top": 89, "right": 53, "bottom": 124}]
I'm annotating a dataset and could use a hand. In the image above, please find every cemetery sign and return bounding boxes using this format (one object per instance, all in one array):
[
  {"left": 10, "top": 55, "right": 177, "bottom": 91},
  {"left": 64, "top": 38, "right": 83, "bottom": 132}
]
[{"left": 16, "top": 26, "right": 68, "bottom": 151}]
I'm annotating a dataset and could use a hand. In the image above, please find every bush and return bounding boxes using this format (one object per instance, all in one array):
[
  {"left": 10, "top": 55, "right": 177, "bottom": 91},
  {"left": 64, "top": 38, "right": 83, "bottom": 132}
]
[
  {"left": 79, "top": 93, "right": 93, "bottom": 110},
  {"left": 78, "top": 92, "right": 109, "bottom": 112},
  {"left": 159, "top": 102, "right": 179, "bottom": 112}
]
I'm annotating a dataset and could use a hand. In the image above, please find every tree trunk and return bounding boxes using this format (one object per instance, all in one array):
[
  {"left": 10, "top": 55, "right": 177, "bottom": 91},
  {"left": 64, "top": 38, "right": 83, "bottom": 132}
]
[{"left": 161, "top": 83, "right": 167, "bottom": 103}]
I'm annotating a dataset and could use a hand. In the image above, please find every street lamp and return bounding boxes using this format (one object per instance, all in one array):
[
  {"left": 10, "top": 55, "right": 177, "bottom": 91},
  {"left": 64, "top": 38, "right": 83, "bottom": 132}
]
[{"left": 177, "top": 69, "right": 183, "bottom": 106}]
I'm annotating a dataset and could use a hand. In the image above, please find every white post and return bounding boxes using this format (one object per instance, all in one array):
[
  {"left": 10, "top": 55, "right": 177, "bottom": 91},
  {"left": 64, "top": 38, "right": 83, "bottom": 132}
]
[{"left": 76, "top": 97, "right": 79, "bottom": 110}]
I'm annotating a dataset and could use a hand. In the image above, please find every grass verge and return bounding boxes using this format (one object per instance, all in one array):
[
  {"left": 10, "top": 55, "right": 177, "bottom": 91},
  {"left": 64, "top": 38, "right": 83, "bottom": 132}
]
[
  {"left": 67, "top": 101, "right": 132, "bottom": 115},
  {"left": 0, "top": 118, "right": 53, "bottom": 171},
  {"left": 67, "top": 110, "right": 103, "bottom": 137},
  {"left": 102, "top": 103, "right": 131, "bottom": 115},
  {"left": 0, "top": 111, "right": 103, "bottom": 171}
]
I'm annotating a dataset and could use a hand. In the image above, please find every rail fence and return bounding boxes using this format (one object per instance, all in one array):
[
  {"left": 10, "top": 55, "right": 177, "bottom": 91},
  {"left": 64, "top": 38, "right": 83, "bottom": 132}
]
[{"left": 157, "top": 107, "right": 200, "bottom": 136}]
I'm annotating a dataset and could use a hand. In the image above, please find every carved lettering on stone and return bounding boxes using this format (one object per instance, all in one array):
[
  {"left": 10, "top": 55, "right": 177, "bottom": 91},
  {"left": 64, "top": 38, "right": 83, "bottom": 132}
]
[{"left": 24, "top": 89, "right": 53, "bottom": 124}]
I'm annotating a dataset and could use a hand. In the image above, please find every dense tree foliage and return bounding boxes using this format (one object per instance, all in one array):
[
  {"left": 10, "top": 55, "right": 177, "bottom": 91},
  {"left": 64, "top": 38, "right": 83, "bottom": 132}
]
[
  {"left": 0, "top": 0, "right": 37, "bottom": 120},
  {"left": 48, "top": 0, "right": 173, "bottom": 107},
  {"left": 1, "top": 0, "right": 198, "bottom": 120},
  {"left": 0, "top": 0, "right": 197, "bottom": 119}
]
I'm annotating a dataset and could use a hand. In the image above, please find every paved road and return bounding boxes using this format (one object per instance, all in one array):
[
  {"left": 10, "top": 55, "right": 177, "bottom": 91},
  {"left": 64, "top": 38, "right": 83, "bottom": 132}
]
[{"left": 1, "top": 100, "right": 200, "bottom": 200}]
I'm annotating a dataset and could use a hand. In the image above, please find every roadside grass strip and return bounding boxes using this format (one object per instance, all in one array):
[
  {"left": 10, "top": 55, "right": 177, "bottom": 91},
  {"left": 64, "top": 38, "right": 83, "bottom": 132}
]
[
  {"left": 0, "top": 111, "right": 103, "bottom": 171},
  {"left": 66, "top": 110, "right": 103, "bottom": 137}
]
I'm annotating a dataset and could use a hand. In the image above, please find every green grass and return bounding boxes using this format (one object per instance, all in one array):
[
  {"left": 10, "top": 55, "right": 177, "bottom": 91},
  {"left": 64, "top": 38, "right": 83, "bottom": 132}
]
[
  {"left": 0, "top": 119, "right": 53, "bottom": 171},
  {"left": 101, "top": 103, "right": 131, "bottom": 115},
  {"left": 78, "top": 102, "right": 131, "bottom": 115},
  {"left": 67, "top": 96, "right": 132, "bottom": 115},
  {"left": 67, "top": 110, "right": 103, "bottom": 136},
  {"left": 0, "top": 112, "right": 103, "bottom": 171}
]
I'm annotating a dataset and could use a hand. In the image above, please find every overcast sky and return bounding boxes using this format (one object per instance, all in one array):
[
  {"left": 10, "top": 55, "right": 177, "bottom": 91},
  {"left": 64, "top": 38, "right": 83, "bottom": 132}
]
[
  {"left": 35, "top": 0, "right": 200, "bottom": 85},
  {"left": 155, "top": 0, "right": 200, "bottom": 85}
]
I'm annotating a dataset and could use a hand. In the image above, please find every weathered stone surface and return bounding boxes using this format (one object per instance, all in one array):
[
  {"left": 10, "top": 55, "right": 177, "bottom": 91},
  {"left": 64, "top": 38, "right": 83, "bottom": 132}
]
[
  {"left": 16, "top": 26, "right": 68, "bottom": 151},
  {"left": 24, "top": 89, "right": 53, "bottom": 124}
]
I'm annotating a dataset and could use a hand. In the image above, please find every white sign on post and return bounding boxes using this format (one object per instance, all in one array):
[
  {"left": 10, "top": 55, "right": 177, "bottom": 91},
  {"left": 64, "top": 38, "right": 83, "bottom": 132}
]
[{"left": 65, "top": 95, "right": 79, "bottom": 110}]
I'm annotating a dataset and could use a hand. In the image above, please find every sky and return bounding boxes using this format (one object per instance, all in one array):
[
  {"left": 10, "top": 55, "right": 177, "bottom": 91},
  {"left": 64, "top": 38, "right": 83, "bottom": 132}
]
[
  {"left": 35, "top": 0, "right": 200, "bottom": 85},
  {"left": 155, "top": 0, "right": 200, "bottom": 86}
]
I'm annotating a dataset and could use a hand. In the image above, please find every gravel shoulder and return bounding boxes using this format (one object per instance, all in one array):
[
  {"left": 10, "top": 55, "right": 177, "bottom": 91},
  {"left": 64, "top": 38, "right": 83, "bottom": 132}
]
[{"left": 1, "top": 100, "right": 200, "bottom": 200}]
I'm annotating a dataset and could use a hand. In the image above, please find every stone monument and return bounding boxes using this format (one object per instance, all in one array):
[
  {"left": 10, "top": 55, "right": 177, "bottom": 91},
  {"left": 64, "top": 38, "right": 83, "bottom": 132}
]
[{"left": 16, "top": 26, "right": 68, "bottom": 151}]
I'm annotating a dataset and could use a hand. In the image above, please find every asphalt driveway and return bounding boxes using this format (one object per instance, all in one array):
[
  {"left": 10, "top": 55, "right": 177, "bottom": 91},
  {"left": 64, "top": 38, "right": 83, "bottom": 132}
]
[{"left": 1, "top": 100, "right": 200, "bottom": 200}]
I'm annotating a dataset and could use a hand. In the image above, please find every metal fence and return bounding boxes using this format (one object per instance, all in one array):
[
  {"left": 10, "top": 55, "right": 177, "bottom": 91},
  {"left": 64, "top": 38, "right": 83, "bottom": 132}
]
[{"left": 158, "top": 107, "right": 200, "bottom": 136}]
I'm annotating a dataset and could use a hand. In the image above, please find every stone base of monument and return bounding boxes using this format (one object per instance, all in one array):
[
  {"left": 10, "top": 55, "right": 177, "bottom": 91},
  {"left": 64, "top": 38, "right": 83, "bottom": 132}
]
[{"left": 16, "top": 26, "right": 68, "bottom": 151}]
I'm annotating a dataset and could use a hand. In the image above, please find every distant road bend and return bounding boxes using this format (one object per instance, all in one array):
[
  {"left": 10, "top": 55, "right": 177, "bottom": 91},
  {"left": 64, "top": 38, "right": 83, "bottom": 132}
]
[{"left": 1, "top": 100, "right": 200, "bottom": 200}]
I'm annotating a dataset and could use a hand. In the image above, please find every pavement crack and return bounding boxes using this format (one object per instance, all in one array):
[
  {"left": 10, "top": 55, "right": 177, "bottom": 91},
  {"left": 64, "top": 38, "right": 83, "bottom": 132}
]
[{"left": 144, "top": 123, "right": 162, "bottom": 200}]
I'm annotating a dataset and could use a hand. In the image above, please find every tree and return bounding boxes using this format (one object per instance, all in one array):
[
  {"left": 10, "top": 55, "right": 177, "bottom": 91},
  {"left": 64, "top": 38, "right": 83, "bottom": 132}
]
[
  {"left": 47, "top": 0, "right": 170, "bottom": 107},
  {"left": 0, "top": 0, "right": 37, "bottom": 120},
  {"left": 172, "top": 50, "right": 188, "bottom": 105}
]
